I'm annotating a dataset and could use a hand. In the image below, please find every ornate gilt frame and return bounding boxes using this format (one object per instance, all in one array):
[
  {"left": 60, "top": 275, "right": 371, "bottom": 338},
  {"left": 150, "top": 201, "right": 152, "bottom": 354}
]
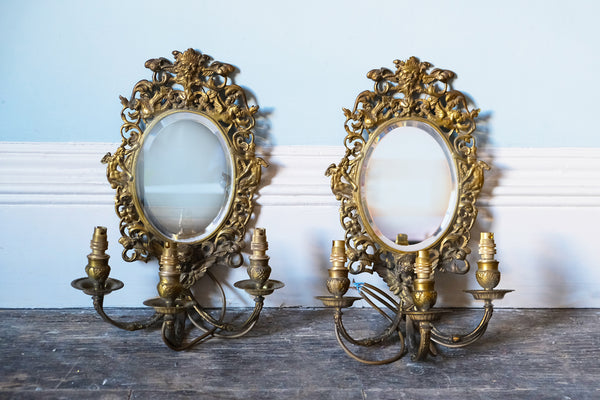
[
  {"left": 326, "top": 57, "right": 488, "bottom": 297},
  {"left": 102, "top": 48, "right": 266, "bottom": 288}
]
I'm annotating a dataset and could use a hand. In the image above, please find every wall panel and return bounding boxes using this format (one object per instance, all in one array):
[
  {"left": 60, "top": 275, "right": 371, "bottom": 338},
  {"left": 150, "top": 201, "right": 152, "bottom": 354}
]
[{"left": 1, "top": 142, "right": 598, "bottom": 308}]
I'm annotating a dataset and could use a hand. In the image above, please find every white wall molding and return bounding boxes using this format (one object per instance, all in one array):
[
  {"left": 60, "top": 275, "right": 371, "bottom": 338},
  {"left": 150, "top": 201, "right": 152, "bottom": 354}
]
[
  {"left": 2, "top": 142, "right": 599, "bottom": 208},
  {"left": 0, "top": 142, "right": 115, "bottom": 206},
  {"left": 1, "top": 142, "right": 599, "bottom": 308}
]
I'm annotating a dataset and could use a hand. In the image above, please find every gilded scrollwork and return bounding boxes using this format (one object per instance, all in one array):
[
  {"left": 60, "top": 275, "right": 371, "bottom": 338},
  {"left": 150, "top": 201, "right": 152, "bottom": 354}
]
[
  {"left": 327, "top": 57, "right": 487, "bottom": 297},
  {"left": 102, "top": 49, "right": 265, "bottom": 288}
]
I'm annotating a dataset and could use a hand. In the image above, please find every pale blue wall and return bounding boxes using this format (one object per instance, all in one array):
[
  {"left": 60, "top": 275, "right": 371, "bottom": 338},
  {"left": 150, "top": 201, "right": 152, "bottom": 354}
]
[{"left": 1, "top": 0, "right": 599, "bottom": 147}]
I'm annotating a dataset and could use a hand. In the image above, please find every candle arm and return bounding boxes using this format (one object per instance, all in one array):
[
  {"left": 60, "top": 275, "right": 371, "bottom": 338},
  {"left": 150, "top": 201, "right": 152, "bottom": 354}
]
[
  {"left": 333, "top": 309, "right": 406, "bottom": 365},
  {"left": 185, "top": 270, "right": 265, "bottom": 336},
  {"left": 92, "top": 295, "right": 163, "bottom": 331},
  {"left": 430, "top": 303, "right": 494, "bottom": 348}
]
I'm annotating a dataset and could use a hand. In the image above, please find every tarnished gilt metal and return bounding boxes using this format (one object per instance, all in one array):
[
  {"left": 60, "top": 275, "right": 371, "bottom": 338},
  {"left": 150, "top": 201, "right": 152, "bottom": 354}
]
[
  {"left": 321, "top": 57, "right": 512, "bottom": 363},
  {"left": 102, "top": 48, "right": 266, "bottom": 291},
  {"left": 326, "top": 56, "right": 488, "bottom": 288},
  {"left": 73, "top": 49, "right": 283, "bottom": 350}
]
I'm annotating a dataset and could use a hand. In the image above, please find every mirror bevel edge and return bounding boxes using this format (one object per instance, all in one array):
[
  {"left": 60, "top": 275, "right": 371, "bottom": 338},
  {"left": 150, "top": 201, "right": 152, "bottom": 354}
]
[
  {"left": 130, "top": 109, "right": 236, "bottom": 246},
  {"left": 326, "top": 56, "right": 488, "bottom": 289},
  {"left": 355, "top": 116, "right": 460, "bottom": 255},
  {"left": 103, "top": 49, "right": 265, "bottom": 288}
]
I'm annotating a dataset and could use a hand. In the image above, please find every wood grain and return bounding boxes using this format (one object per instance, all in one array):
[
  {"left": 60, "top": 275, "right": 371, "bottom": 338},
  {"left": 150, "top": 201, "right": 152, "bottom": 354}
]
[{"left": 0, "top": 308, "right": 598, "bottom": 399}]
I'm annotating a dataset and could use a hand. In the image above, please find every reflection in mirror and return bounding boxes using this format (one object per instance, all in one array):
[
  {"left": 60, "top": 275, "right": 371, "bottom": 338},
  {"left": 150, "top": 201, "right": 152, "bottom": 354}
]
[
  {"left": 359, "top": 120, "right": 457, "bottom": 252},
  {"left": 72, "top": 49, "right": 284, "bottom": 351},
  {"left": 135, "top": 111, "right": 233, "bottom": 243},
  {"left": 321, "top": 57, "right": 512, "bottom": 363}
]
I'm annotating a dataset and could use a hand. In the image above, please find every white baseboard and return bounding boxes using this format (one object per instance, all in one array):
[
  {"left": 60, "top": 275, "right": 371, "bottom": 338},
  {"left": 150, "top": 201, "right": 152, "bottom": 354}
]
[{"left": 1, "top": 142, "right": 599, "bottom": 308}]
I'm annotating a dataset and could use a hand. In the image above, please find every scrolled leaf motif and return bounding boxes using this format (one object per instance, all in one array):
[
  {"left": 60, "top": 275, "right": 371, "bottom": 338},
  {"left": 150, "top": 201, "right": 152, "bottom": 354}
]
[
  {"left": 106, "top": 49, "right": 264, "bottom": 282},
  {"left": 328, "top": 57, "right": 487, "bottom": 304},
  {"left": 437, "top": 154, "right": 490, "bottom": 274}
]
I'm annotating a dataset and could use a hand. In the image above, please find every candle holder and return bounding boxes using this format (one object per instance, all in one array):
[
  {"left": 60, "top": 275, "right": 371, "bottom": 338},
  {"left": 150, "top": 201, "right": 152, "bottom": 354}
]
[
  {"left": 71, "top": 226, "right": 162, "bottom": 332},
  {"left": 317, "top": 241, "right": 405, "bottom": 365},
  {"left": 321, "top": 57, "right": 513, "bottom": 363},
  {"left": 234, "top": 228, "right": 285, "bottom": 297},
  {"left": 319, "top": 234, "right": 512, "bottom": 363},
  {"left": 72, "top": 226, "right": 284, "bottom": 350},
  {"left": 316, "top": 240, "right": 361, "bottom": 309},
  {"left": 72, "top": 49, "right": 284, "bottom": 350}
]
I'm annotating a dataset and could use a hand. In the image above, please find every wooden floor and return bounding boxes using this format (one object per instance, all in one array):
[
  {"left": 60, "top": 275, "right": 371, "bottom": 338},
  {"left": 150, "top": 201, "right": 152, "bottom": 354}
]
[{"left": 1, "top": 308, "right": 598, "bottom": 399}]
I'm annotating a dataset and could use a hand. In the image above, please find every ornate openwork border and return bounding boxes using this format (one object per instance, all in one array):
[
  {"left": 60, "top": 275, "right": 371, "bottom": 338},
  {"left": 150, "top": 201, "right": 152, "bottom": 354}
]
[
  {"left": 102, "top": 49, "right": 266, "bottom": 287},
  {"left": 325, "top": 57, "right": 488, "bottom": 297}
]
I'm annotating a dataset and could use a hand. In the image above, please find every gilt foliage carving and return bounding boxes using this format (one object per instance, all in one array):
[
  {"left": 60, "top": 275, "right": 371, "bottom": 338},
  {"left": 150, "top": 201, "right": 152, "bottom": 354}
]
[
  {"left": 103, "top": 49, "right": 266, "bottom": 288},
  {"left": 326, "top": 57, "right": 487, "bottom": 298}
]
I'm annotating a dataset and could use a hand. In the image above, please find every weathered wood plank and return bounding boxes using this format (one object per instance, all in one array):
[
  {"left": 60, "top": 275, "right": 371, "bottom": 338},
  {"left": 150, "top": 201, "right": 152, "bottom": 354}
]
[{"left": 0, "top": 308, "right": 598, "bottom": 399}]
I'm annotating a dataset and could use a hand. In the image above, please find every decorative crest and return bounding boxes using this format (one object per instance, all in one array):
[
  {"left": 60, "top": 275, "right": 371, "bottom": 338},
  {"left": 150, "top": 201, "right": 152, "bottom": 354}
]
[
  {"left": 103, "top": 49, "right": 266, "bottom": 288},
  {"left": 326, "top": 57, "right": 488, "bottom": 297}
]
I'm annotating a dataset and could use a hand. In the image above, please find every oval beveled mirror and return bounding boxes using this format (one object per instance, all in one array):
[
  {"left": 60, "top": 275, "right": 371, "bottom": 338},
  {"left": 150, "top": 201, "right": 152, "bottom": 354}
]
[
  {"left": 321, "top": 57, "right": 511, "bottom": 365},
  {"left": 84, "top": 49, "right": 284, "bottom": 351},
  {"left": 103, "top": 48, "right": 266, "bottom": 267},
  {"left": 327, "top": 56, "right": 486, "bottom": 276},
  {"left": 358, "top": 118, "right": 458, "bottom": 253},
  {"left": 134, "top": 110, "right": 234, "bottom": 243}
]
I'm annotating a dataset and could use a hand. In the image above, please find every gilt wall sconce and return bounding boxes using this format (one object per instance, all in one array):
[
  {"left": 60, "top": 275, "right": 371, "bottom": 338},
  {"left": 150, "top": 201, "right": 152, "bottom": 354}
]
[
  {"left": 318, "top": 57, "right": 512, "bottom": 363},
  {"left": 72, "top": 49, "right": 283, "bottom": 349}
]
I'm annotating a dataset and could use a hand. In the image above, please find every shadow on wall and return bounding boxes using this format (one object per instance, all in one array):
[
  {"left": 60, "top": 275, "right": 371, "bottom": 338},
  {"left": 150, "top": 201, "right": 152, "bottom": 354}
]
[
  {"left": 533, "top": 235, "right": 574, "bottom": 308},
  {"left": 435, "top": 109, "right": 501, "bottom": 308},
  {"left": 243, "top": 80, "right": 276, "bottom": 230},
  {"left": 471, "top": 108, "right": 499, "bottom": 226},
  {"left": 435, "top": 223, "right": 496, "bottom": 307},
  {"left": 182, "top": 71, "right": 277, "bottom": 310}
]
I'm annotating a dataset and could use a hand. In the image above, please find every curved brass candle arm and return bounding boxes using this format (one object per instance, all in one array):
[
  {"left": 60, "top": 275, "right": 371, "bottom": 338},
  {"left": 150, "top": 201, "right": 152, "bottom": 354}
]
[
  {"left": 334, "top": 309, "right": 406, "bottom": 365},
  {"left": 430, "top": 233, "right": 512, "bottom": 349},
  {"left": 158, "top": 272, "right": 263, "bottom": 350},
  {"left": 320, "top": 241, "right": 410, "bottom": 364},
  {"left": 185, "top": 267, "right": 266, "bottom": 337},
  {"left": 430, "top": 303, "right": 494, "bottom": 348},
  {"left": 335, "top": 307, "right": 403, "bottom": 347},
  {"left": 331, "top": 279, "right": 405, "bottom": 348},
  {"left": 354, "top": 282, "right": 400, "bottom": 317},
  {"left": 192, "top": 316, "right": 260, "bottom": 340},
  {"left": 321, "top": 54, "right": 514, "bottom": 364},
  {"left": 356, "top": 289, "right": 395, "bottom": 324},
  {"left": 161, "top": 319, "right": 217, "bottom": 351},
  {"left": 148, "top": 256, "right": 267, "bottom": 350},
  {"left": 92, "top": 295, "right": 163, "bottom": 331},
  {"left": 72, "top": 49, "right": 284, "bottom": 351},
  {"left": 185, "top": 271, "right": 228, "bottom": 330},
  {"left": 72, "top": 226, "right": 164, "bottom": 331},
  {"left": 353, "top": 279, "right": 445, "bottom": 362},
  {"left": 72, "top": 226, "right": 281, "bottom": 351},
  {"left": 188, "top": 296, "right": 264, "bottom": 338}
]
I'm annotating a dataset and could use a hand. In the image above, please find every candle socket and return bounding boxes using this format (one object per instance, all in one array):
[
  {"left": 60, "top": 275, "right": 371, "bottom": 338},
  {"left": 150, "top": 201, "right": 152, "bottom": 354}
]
[
  {"left": 326, "top": 240, "right": 350, "bottom": 298},
  {"left": 395, "top": 233, "right": 408, "bottom": 246},
  {"left": 476, "top": 232, "right": 501, "bottom": 290},
  {"left": 248, "top": 228, "right": 271, "bottom": 287},
  {"left": 412, "top": 250, "right": 437, "bottom": 311},
  {"left": 85, "top": 226, "right": 111, "bottom": 289},
  {"left": 157, "top": 242, "right": 183, "bottom": 306}
]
